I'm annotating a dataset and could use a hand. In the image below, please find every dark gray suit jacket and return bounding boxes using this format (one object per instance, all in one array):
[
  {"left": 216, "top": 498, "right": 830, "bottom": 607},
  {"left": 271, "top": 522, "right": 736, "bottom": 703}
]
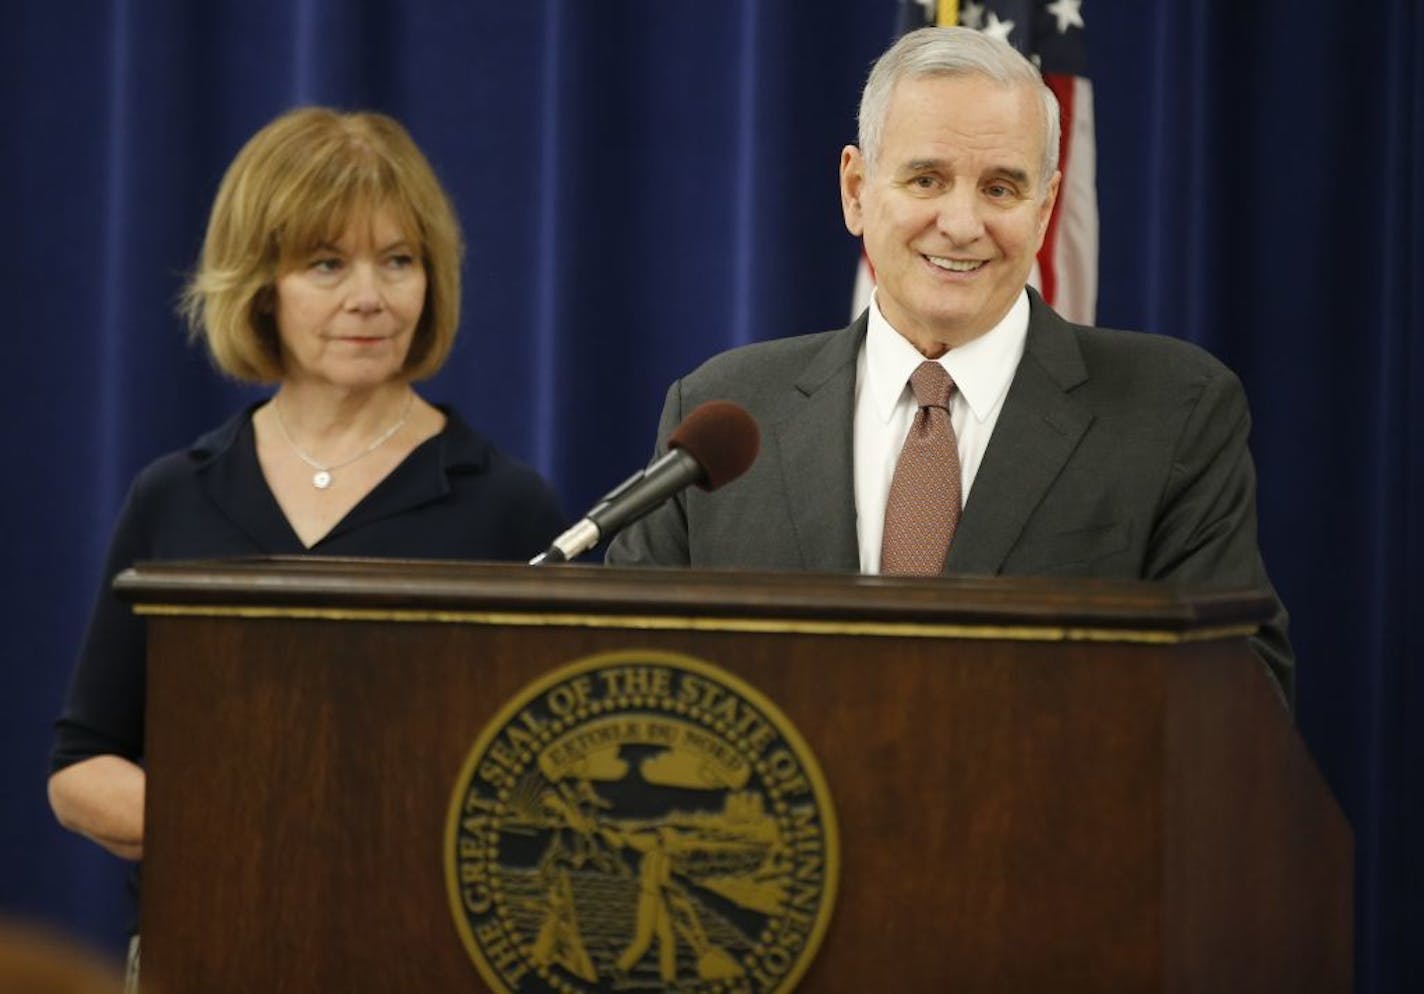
[{"left": 607, "top": 291, "right": 1293, "bottom": 702}]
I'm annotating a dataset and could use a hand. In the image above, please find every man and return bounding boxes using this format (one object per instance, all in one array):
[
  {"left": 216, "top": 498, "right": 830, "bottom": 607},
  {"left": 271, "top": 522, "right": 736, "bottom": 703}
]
[{"left": 606, "top": 27, "right": 1291, "bottom": 702}]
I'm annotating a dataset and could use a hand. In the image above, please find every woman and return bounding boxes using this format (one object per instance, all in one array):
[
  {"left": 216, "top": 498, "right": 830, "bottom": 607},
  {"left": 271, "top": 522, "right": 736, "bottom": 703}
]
[{"left": 48, "top": 107, "right": 566, "bottom": 860}]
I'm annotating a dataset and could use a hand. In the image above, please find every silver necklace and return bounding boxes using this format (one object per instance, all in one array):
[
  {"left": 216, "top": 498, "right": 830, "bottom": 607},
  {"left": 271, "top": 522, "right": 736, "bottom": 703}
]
[{"left": 273, "top": 391, "right": 415, "bottom": 489}]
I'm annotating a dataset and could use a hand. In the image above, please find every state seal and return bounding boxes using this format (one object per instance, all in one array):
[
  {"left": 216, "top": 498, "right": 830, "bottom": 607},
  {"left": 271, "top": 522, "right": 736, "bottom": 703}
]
[{"left": 445, "top": 650, "right": 838, "bottom": 994}]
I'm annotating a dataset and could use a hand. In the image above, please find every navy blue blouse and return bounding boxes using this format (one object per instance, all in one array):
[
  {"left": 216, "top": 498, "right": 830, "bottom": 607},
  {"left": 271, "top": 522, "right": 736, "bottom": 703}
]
[{"left": 51, "top": 404, "right": 566, "bottom": 770}]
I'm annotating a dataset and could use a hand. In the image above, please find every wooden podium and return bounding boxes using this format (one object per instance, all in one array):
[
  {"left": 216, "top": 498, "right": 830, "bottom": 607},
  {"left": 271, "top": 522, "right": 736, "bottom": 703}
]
[{"left": 118, "top": 559, "right": 1351, "bottom": 993}]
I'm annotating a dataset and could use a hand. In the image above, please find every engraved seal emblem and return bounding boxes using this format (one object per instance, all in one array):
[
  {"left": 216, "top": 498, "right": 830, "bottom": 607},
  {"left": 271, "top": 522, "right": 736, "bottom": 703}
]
[{"left": 445, "top": 650, "right": 838, "bottom": 994}]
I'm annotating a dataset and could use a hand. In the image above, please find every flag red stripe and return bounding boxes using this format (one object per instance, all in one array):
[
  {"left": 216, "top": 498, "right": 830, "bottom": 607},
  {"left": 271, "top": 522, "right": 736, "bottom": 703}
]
[{"left": 1037, "top": 72, "right": 1077, "bottom": 308}]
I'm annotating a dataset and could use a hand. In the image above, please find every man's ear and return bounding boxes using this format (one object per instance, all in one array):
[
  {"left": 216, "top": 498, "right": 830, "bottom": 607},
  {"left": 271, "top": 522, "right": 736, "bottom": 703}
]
[
  {"left": 1036, "top": 169, "right": 1062, "bottom": 244},
  {"left": 840, "top": 145, "right": 867, "bottom": 236}
]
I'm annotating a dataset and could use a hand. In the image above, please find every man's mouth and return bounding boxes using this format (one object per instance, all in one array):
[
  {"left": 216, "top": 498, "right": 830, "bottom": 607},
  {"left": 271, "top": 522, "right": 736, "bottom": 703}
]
[{"left": 924, "top": 255, "right": 986, "bottom": 273}]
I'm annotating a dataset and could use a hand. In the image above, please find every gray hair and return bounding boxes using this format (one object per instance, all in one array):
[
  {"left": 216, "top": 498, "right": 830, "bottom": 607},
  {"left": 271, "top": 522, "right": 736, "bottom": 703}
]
[{"left": 858, "top": 27, "right": 1061, "bottom": 190}]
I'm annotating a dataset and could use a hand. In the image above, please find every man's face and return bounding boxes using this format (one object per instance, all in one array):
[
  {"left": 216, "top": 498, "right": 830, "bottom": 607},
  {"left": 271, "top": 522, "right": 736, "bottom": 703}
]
[{"left": 840, "top": 74, "right": 1060, "bottom": 355}]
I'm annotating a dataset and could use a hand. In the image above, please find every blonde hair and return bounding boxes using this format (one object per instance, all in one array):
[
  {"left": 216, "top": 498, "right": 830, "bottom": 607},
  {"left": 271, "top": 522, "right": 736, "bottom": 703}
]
[{"left": 181, "top": 107, "right": 464, "bottom": 382}]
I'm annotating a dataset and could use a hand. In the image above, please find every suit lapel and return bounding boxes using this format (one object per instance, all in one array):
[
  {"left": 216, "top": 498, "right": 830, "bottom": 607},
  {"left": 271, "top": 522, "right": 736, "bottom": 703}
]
[
  {"left": 773, "top": 318, "right": 864, "bottom": 571},
  {"left": 945, "top": 293, "right": 1093, "bottom": 575}
]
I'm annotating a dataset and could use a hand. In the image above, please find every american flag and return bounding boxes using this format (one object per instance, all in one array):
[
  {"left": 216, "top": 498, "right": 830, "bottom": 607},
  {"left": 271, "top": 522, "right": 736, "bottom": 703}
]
[{"left": 851, "top": 0, "right": 1097, "bottom": 325}]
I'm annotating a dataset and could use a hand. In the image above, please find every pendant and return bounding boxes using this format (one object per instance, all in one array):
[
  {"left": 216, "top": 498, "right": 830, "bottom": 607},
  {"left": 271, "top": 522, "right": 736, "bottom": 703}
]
[{"left": 313, "top": 470, "right": 332, "bottom": 489}]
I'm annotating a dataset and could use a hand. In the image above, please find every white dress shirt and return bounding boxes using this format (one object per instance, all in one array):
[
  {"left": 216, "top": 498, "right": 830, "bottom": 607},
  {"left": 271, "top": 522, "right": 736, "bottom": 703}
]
[{"left": 854, "top": 290, "right": 1030, "bottom": 573}]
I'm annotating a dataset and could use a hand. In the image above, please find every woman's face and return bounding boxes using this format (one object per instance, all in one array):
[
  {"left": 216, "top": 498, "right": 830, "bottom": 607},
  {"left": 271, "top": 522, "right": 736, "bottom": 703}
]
[{"left": 274, "top": 205, "right": 426, "bottom": 390}]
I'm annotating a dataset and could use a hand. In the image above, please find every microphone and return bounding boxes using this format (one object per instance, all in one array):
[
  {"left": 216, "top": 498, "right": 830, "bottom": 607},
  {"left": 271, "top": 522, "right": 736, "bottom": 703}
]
[{"left": 531, "top": 400, "right": 760, "bottom": 564}]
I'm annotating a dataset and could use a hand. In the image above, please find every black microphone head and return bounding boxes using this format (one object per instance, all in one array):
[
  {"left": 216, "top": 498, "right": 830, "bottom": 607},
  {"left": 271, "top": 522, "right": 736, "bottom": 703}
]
[{"left": 668, "top": 400, "right": 760, "bottom": 491}]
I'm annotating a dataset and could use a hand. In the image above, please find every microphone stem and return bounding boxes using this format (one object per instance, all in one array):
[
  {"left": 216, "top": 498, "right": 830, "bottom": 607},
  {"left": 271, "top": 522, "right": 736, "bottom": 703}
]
[{"left": 529, "top": 518, "right": 601, "bottom": 565}]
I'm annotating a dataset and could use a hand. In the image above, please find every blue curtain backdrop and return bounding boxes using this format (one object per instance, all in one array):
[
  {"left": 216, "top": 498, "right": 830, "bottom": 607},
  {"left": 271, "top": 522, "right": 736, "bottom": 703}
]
[{"left": 2, "top": 1, "right": 1418, "bottom": 990}]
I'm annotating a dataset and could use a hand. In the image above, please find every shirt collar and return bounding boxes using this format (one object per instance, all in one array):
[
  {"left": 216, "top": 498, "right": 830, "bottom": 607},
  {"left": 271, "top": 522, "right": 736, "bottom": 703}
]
[
  {"left": 190, "top": 402, "right": 489, "bottom": 473},
  {"left": 191, "top": 402, "right": 493, "bottom": 550},
  {"left": 864, "top": 289, "right": 1030, "bottom": 423}
]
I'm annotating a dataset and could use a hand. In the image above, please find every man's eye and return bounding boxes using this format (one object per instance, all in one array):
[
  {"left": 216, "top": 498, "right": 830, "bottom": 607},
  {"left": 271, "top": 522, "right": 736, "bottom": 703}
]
[
  {"left": 910, "top": 175, "right": 939, "bottom": 190},
  {"left": 985, "top": 183, "right": 1015, "bottom": 199}
]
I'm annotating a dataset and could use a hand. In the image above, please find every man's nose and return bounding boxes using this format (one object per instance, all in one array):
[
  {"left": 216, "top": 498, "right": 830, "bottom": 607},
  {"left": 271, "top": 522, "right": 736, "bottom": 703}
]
[{"left": 936, "top": 188, "right": 985, "bottom": 245}]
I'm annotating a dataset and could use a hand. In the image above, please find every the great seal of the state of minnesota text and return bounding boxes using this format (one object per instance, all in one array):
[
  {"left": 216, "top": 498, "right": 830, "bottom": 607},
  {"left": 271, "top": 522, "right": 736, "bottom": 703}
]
[{"left": 445, "top": 650, "right": 838, "bottom": 994}]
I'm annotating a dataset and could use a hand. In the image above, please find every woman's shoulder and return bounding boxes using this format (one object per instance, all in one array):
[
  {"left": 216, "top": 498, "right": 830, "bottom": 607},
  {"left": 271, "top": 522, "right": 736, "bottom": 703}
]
[
  {"left": 437, "top": 407, "right": 538, "bottom": 480},
  {"left": 435, "top": 406, "right": 565, "bottom": 516},
  {"left": 125, "top": 407, "right": 256, "bottom": 506}
]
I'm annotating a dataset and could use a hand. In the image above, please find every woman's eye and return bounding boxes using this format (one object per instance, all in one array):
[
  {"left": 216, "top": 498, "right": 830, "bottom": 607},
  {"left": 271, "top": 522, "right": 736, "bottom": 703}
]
[
  {"left": 386, "top": 253, "right": 417, "bottom": 269},
  {"left": 310, "top": 257, "right": 343, "bottom": 274}
]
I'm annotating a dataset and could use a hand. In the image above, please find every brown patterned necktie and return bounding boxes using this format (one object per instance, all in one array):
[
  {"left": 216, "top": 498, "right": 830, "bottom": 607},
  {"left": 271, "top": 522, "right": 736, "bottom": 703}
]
[{"left": 881, "top": 361, "right": 962, "bottom": 576}]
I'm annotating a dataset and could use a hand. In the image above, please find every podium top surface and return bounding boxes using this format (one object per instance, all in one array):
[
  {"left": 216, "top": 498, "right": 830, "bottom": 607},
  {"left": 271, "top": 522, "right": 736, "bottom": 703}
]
[{"left": 115, "top": 557, "right": 1273, "bottom": 641}]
